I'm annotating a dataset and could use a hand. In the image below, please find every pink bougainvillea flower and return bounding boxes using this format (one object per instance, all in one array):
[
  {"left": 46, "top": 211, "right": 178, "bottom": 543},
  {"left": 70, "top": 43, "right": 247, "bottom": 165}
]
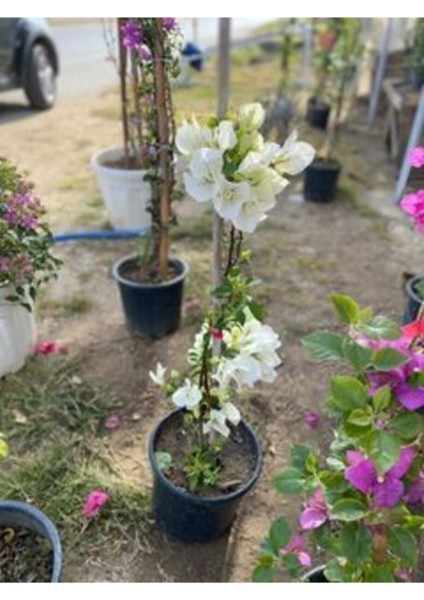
[
  {"left": 121, "top": 20, "right": 142, "bottom": 49},
  {"left": 303, "top": 411, "right": 320, "bottom": 430},
  {"left": 34, "top": 340, "right": 68, "bottom": 355},
  {"left": 400, "top": 190, "right": 424, "bottom": 232},
  {"left": 210, "top": 328, "right": 223, "bottom": 341},
  {"left": 161, "top": 18, "right": 178, "bottom": 31},
  {"left": 402, "top": 318, "right": 424, "bottom": 339},
  {"left": 83, "top": 490, "right": 109, "bottom": 518},
  {"left": 104, "top": 413, "right": 122, "bottom": 430},
  {"left": 345, "top": 448, "right": 416, "bottom": 508},
  {"left": 299, "top": 488, "right": 328, "bottom": 530},
  {"left": 403, "top": 470, "right": 424, "bottom": 504},
  {"left": 408, "top": 146, "right": 424, "bottom": 168},
  {"left": 281, "top": 532, "right": 312, "bottom": 567}
]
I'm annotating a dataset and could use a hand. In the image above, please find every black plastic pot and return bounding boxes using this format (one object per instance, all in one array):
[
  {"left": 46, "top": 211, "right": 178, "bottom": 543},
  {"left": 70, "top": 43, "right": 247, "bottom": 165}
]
[
  {"left": 112, "top": 255, "right": 188, "bottom": 339},
  {"left": 306, "top": 98, "right": 331, "bottom": 130},
  {"left": 302, "top": 565, "right": 328, "bottom": 582},
  {"left": 0, "top": 500, "right": 62, "bottom": 582},
  {"left": 148, "top": 410, "right": 263, "bottom": 543},
  {"left": 403, "top": 273, "right": 424, "bottom": 324},
  {"left": 303, "top": 158, "right": 341, "bottom": 203}
]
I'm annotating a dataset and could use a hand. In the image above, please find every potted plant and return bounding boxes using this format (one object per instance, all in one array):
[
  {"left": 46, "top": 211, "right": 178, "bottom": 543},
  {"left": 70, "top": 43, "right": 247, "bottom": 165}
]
[
  {"left": 304, "top": 18, "right": 363, "bottom": 203},
  {"left": 407, "top": 18, "right": 424, "bottom": 91},
  {"left": 400, "top": 146, "right": 424, "bottom": 323},
  {"left": 0, "top": 158, "right": 60, "bottom": 378},
  {"left": 306, "top": 19, "right": 340, "bottom": 130},
  {"left": 148, "top": 102, "right": 315, "bottom": 542},
  {"left": 104, "top": 19, "right": 188, "bottom": 339},
  {"left": 0, "top": 437, "right": 63, "bottom": 582},
  {"left": 92, "top": 17, "right": 181, "bottom": 232},
  {"left": 253, "top": 294, "right": 424, "bottom": 582}
]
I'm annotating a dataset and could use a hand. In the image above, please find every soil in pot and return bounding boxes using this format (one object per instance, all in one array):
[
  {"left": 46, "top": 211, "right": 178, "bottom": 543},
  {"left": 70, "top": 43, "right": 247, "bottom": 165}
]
[
  {"left": 155, "top": 411, "right": 256, "bottom": 498},
  {"left": 0, "top": 525, "right": 53, "bottom": 582},
  {"left": 303, "top": 157, "right": 341, "bottom": 203},
  {"left": 119, "top": 258, "right": 180, "bottom": 286},
  {"left": 102, "top": 155, "right": 145, "bottom": 170}
]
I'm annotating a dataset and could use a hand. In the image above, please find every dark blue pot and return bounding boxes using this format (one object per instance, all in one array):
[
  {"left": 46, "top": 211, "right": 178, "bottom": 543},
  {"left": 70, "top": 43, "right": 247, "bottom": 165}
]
[
  {"left": 303, "top": 158, "right": 341, "bottom": 203},
  {"left": 306, "top": 98, "right": 331, "bottom": 130},
  {"left": 0, "top": 500, "right": 62, "bottom": 582},
  {"left": 403, "top": 274, "right": 424, "bottom": 324},
  {"left": 113, "top": 254, "right": 188, "bottom": 339},
  {"left": 148, "top": 410, "right": 263, "bottom": 543}
]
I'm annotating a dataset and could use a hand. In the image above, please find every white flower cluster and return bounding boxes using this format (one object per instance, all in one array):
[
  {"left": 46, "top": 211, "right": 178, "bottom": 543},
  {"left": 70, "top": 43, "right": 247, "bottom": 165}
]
[
  {"left": 176, "top": 103, "right": 315, "bottom": 233},
  {"left": 149, "top": 309, "right": 281, "bottom": 439}
]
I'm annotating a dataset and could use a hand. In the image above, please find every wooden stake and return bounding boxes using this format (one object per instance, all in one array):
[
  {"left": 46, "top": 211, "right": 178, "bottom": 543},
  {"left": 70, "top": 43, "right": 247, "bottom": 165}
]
[{"left": 117, "top": 18, "right": 130, "bottom": 166}]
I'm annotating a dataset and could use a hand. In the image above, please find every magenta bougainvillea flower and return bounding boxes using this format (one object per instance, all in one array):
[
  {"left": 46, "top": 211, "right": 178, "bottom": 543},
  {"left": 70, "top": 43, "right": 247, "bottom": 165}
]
[
  {"left": 34, "top": 340, "right": 68, "bottom": 355},
  {"left": 299, "top": 487, "right": 328, "bottom": 530},
  {"left": 104, "top": 413, "right": 122, "bottom": 430},
  {"left": 83, "top": 490, "right": 109, "bottom": 518},
  {"left": 161, "top": 18, "right": 178, "bottom": 31},
  {"left": 121, "top": 20, "right": 143, "bottom": 49},
  {"left": 303, "top": 411, "right": 320, "bottom": 430},
  {"left": 400, "top": 190, "right": 424, "bottom": 232},
  {"left": 281, "top": 533, "right": 312, "bottom": 567},
  {"left": 403, "top": 470, "right": 424, "bottom": 504},
  {"left": 408, "top": 146, "right": 424, "bottom": 168},
  {"left": 345, "top": 448, "right": 415, "bottom": 507}
]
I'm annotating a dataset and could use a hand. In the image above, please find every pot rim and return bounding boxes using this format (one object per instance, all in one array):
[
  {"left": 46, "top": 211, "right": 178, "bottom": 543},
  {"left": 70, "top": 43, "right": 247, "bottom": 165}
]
[
  {"left": 112, "top": 254, "right": 189, "bottom": 290},
  {"left": 91, "top": 146, "right": 149, "bottom": 176},
  {"left": 0, "top": 500, "right": 62, "bottom": 582},
  {"left": 405, "top": 273, "right": 424, "bottom": 304},
  {"left": 308, "top": 157, "right": 342, "bottom": 171},
  {"left": 301, "top": 564, "right": 327, "bottom": 582},
  {"left": 148, "top": 408, "right": 263, "bottom": 505}
]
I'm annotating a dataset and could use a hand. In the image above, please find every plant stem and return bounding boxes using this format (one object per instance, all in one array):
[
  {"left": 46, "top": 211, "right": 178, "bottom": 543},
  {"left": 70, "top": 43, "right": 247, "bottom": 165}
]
[
  {"left": 117, "top": 18, "right": 130, "bottom": 167},
  {"left": 152, "top": 23, "right": 171, "bottom": 280}
]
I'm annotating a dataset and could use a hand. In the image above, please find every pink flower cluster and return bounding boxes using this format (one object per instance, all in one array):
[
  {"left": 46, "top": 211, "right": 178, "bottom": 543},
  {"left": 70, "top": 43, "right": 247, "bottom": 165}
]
[
  {"left": 3, "top": 192, "right": 43, "bottom": 231},
  {"left": 0, "top": 254, "right": 33, "bottom": 284},
  {"left": 121, "top": 18, "right": 177, "bottom": 62},
  {"left": 400, "top": 146, "right": 424, "bottom": 231}
]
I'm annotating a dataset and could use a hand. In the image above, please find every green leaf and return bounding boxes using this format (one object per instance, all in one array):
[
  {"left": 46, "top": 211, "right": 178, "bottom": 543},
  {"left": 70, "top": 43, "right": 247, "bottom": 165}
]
[
  {"left": 331, "top": 293, "right": 360, "bottom": 324},
  {"left": 0, "top": 437, "right": 9, "bottom": 459},
  {"left": 347, "top": 408, "right": 372, "bottom": 427},
  {"left": 342, "top": 339, "right": 373, "bottom": 371},
  {"left": 302, "top": 332, "right": 345, "bottom": 361},
  {"left": 252, "top": 565, "right": 276, "bottom": 582},
  {"left": 359, "top": 315, "right": 402, "bottom": 340},
  {"left": 331, "top": 499, "right": 367, "bottom": 521},
  {"left": 248, "top": 300, "right": 265, "bottom": 322},
  {"left": 372, "top": 386, "right": 392, "bottom": 412},
  {"left": 331, "top": 376, "right": 368, "bottom": 411},
  {"left": 367, "top": 565, "right": 395, "bottom": 582},
  {"left": 339, "top": 523, "right": 373, "bottom": 565},
  {"left": 372, "top": 348, "right": 409, "bottom": 370},
  {"left": 282, "top": 553, "right": 300, "bottom": 574},
  {"left": 269, "top": 517, "right": 291, "bottom": 552},
  {"left": 324, "top": 559, "right": 344, "bottom": 582},
  {"left": 365, "top": 431, "right": 401, "bottom": 474},
  {"left": 272, "top": 468, "right": 306, "bottom": 495},
  {"left": 290, "top": 444, "right": 312, "bottom": 472},
  {"left": 155, "top": 451, "right": 172, "bottom": 472},
  {"left": 392, "top": 412, "right": 423, "bottom": 440},
  {"left": 388, "top": 527, "right": 418, "bottom": 567}
]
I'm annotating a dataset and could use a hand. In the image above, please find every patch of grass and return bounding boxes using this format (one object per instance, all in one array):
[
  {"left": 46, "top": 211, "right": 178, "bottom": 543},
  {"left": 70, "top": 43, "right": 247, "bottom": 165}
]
[
  {"left": 77, "top": 270, "right": 95, "bottom": 284},
  {"left": 338, "top": 185, "right": 391, "bottom": 240},
  {"left": 39, "top": 293, "right": 94, "bottom": 317},
  {"left": 230, "top": 45, "right": 265, "bottom": 67},
  {"left": 172, "top": 212, "right": 213, "bottom": 243},
  {"left": 0, "top": 444, "right": 151, "bottom": 550},
  {"left": 59, "top": 176, "right": 90, "bottom": 192},
  {"left": 0, "top": 357, "right": 116, "bottom": 450},
  {"left": 91, "top": 106, "right": 120, "bottom": 121}
]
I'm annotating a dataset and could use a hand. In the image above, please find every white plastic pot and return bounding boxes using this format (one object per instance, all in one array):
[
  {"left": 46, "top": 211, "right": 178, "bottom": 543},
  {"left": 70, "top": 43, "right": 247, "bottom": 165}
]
[
  {"left": 91, "top": 147, "right": 152, "bottom": 231},
  {"left": 0, "top": 286, "right": 36, "bottom": 378}
]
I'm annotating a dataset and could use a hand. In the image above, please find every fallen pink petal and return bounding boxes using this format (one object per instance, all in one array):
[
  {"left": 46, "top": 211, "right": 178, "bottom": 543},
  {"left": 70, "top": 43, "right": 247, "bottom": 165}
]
[
  {"left": 104, "top": 413, "right": 122, "bottom": 430},
  {"left": 184, "top": 297, "right": 202, "bottom": 311},
  {"left": 83, "top": 490, "right": 109, "bottom": 519},
  {"left": 304, "top": 411, "right": 320, "bottom": 429},
  {"left": 34, "top": 340, "right": 68, "bottom": 355}
]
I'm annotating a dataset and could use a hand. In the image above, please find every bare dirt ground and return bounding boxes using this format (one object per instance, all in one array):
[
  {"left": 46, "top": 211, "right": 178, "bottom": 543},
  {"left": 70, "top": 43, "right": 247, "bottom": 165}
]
[{"left": 1, "top": 65, "right": 423, "bottom": 582}]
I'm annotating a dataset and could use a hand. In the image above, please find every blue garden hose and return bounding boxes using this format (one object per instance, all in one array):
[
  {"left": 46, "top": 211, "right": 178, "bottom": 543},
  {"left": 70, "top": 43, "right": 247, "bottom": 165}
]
[{"left": 52, "top": 228, "right": 149, "bottom": 243}]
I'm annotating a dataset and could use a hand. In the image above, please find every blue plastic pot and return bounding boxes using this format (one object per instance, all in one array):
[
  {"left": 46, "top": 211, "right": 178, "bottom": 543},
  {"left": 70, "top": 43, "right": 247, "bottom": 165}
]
[
  {"left": 403, "top": 273, "right": 424, "bottom": 324},
  {"left": 0, "top": 500, "right": 62, "bottom": 582},
  {"left": 306, "top": 98, "right": 331, "bottom": 130},
  {"left": 148, "top": 410, "right": 263, "bottom": 543},
  {"left": 303, "top": 158, "right": 341, "bottom": 203},
  {"left": 112, "top": 254, "right": 188, "bottom": 339}
]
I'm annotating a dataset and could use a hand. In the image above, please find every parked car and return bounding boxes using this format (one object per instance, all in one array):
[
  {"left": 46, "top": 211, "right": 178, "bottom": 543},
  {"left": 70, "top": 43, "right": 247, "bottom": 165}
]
[{"left": 0, "top": 18, "right": 59, "bottom": 109}]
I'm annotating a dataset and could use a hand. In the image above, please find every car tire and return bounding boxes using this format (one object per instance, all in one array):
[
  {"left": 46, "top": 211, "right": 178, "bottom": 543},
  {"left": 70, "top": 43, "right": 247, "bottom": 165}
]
[{"left": 24, "top": 43, "right": 56, "bottom": 110}]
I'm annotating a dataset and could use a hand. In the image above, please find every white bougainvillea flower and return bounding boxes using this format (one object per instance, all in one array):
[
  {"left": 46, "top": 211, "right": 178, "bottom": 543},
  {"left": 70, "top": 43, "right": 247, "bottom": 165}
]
[
  {"left": 203, "top": 402, "right": 241, "bottom": 438},
  {"left": 149, "top": 362, "right": 167, "bottom": 387},
  {"left": 172, "top": 379, "right": 203, "bottom": 409},
  {"left": 183, "top": 148, "right": 223, "bottom": 203},
  {"left": 213, "top": 178, "right": 251, "bottom": 223},
  {"left": 272, "top": 130, "right": 315, "bottom": 176},
  {"left": 238, "top": 102, "right": 265, "bottom": 132},
  {"left": 175, "top": 118, "right": 213, "bottom": 157},
  {"left": 214, "top": 120, "right": 237, "bottom": 151},
  {"left": 214, "top": 353, "right": 262, "bottom": 390}
]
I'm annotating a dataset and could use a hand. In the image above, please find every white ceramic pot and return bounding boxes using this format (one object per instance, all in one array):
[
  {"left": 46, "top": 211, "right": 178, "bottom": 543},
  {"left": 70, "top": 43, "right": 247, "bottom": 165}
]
[
  {"left": 0, "top": 286, "right": 36, "bottom": 378},
  {"left": 91, "top": 147, "right": 152, "bottom": 232}
]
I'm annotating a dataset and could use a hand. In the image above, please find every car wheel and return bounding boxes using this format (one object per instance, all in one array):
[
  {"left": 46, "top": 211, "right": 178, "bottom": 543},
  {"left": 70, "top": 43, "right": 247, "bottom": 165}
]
[{"left": 24, "top": 43, "right": 56, "bottom": 110}]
